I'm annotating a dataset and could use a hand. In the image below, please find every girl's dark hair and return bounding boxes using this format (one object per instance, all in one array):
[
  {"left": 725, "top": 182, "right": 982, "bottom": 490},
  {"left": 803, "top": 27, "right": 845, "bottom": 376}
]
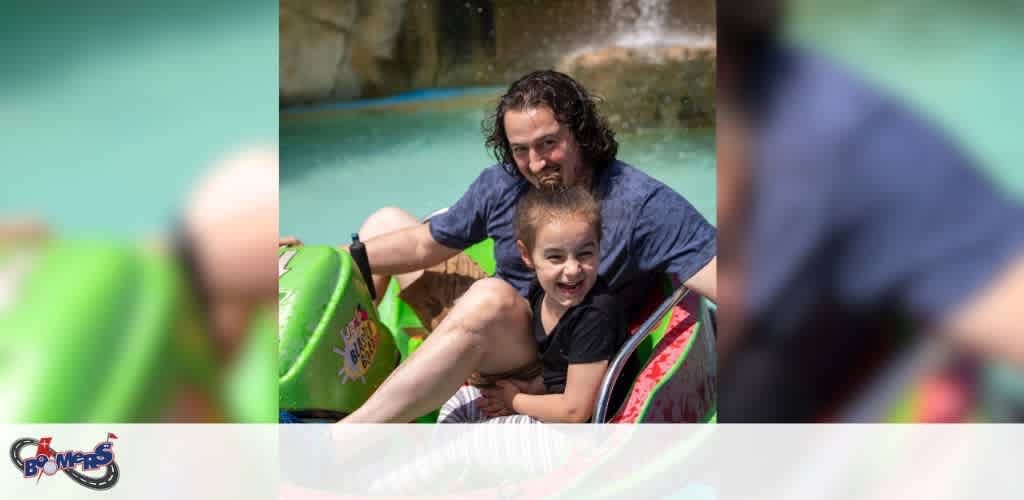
[
  {"left": 515, "top": 186, "right": 602, "bottom": 252},
  {"left": 484, "top": 70, "right": 618, "bottom": 176}
]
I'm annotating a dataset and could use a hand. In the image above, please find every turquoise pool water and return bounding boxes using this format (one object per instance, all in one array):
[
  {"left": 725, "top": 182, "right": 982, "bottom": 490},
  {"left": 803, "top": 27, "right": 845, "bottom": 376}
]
[
  {"left": 0, "top": 3, "right": 278, "bottom": 239},
  {"left": 280, "top": 96, "right": 715, "bottom": 244},
  {"left": 790, "top": 0, "right": 1024, "bottom": 198}
]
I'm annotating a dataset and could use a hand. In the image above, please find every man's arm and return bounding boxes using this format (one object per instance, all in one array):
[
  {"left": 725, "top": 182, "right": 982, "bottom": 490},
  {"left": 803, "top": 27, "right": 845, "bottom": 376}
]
[
  {"left": 684, "top": 256, "right": 717, "bottom": 303},
  {"left": 279, "top": 222, "right": 460, "bottom": 275},
  {"left": 632, "top": 185, "right": 718, "bottom": 303},
  {"left": 946, "top": 253, "right": 1024, "bottom": 367},
  {"left": 362, "top": 222, "right": 461, "bottom": 276}
]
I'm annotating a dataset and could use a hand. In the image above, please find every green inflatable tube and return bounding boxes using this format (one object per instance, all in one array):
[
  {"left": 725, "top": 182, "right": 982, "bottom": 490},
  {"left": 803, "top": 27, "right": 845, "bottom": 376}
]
[
  {"left": 223, "top": 307, "right": 279, "bottom": 423},
  {"left": 0, "top": 240, "right": 275, "bottom": 423},
  {"left": 277, "top": 241, "right": 499, "bottom": 422},
  {"left": 278, "top": 245, "right": 399, "bottom": 417}
]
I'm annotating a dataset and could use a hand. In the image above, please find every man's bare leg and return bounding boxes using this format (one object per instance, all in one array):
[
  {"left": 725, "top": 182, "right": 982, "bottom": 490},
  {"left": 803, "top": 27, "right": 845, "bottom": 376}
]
[
  {"left": 356, "top": 206, "right": 425, "bottom": 297},
  {"left": 341, "top": 278, "right": 536, "bottom": 423}
]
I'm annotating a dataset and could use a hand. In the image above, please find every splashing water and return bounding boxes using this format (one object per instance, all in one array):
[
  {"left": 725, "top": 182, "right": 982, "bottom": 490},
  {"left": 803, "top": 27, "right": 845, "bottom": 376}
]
[
  {"left": 611, "top": 0, "right": 669, "bottom": 44},
  {"left": 608, "top": 0, "right": 713, "bottom": 48}
]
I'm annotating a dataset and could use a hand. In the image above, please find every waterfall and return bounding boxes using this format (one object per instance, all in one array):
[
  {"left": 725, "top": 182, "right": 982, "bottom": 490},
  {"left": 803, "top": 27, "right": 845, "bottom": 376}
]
[
  {"left": 557, "top": 0, "right": 717, "bottom": 130},
  {"left": 608, "top": 0, "right": 712, "bottom": 48},
  {"left": 611, "top": 0, "right": 669, "bottom": 46}
]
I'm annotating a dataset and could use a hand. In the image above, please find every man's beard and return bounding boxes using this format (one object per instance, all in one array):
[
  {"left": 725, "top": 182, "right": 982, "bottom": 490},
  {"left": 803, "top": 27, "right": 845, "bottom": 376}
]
[{"left": 537, "top": 166, "right": 563, "bottom": 189}]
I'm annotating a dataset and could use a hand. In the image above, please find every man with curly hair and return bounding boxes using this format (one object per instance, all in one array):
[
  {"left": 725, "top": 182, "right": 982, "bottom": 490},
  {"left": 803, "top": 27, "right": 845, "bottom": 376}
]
[{"left": 319, "top": 70, "right": 716, "bottom": 423}]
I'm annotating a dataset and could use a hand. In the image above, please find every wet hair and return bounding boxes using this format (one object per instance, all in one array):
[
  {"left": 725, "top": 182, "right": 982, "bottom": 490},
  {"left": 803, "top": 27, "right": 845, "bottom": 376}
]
[
  {"left": 515, "top": 185, "right": 602, "bottom": 253},
  {"left": 484, "top": 70, "right": 618, "bottom": 176}
]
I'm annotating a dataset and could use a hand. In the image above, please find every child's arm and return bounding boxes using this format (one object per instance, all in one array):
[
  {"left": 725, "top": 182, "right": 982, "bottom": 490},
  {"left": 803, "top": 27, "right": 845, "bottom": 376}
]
[{"left": 493, "top": 360, "right": 609, "bottom": 423}]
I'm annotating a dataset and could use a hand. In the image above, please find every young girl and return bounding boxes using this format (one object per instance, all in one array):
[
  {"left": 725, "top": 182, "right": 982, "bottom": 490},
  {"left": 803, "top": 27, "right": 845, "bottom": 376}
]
[{"left": 437, "top": 186, "right": 634, "bottom": 423}]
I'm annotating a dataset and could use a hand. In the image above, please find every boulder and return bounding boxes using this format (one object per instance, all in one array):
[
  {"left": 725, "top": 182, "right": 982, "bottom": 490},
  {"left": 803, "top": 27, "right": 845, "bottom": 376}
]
[
  {"left": 279, "top": 0, "right": 360, "bottom": 104},
  {"left": 557, "top": 42, "right": 716, "bottom": 130}
]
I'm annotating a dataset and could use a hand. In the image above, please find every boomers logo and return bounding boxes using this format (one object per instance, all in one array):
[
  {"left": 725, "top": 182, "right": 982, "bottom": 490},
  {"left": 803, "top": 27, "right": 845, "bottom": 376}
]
[{"left": 10, "top": 434, "right": 120, "bottom": 490}]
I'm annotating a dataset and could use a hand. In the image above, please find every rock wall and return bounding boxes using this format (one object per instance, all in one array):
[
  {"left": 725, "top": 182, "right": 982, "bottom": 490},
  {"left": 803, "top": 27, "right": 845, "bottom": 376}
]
[
  {"left": 280, "top": 0, "right": 411, "bottom": 104},
  {"left": 280, "top": 0, "right": 716, "bottom": 128},
  {"left": 279, "top": 0, "right": 357, "bottom": 103},
  {"left": 280, "top": 0, "right": 498, "bottom": 105}
]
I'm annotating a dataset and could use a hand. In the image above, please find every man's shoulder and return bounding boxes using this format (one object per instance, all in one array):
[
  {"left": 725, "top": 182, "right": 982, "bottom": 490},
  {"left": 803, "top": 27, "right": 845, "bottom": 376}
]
[
  {"left": 601, "top": 160, "right": 674, "bottom": 203},
  {"left": 762, "top": 47, "right": 898, "bottom": 153},
  {"left": 769, "top": 47, "right": 977, "bottom": 191},
  {"left": 476, "top": 163, "right": 521, "bottom": 186},
  {"left": 754, "top": 45, "right": 939, "bottom": 202},
  {"left": 460, "top": 163, "right": 525, "bottom": 202}
]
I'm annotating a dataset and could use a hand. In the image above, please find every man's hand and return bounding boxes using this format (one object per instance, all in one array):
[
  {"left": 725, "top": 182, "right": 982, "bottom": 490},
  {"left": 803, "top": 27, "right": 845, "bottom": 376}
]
[{"left": 279, "top": 236, "right": 303, "bottom": 247}]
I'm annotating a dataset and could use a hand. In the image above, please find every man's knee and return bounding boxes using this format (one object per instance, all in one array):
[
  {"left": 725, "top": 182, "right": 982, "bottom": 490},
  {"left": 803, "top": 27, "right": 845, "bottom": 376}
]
[
  {"left": 466, "top": 278, "right": 523, "bottom": 311},
  {"left": 359, "top": 206, "right": 419, "bottom": 240},
  {"left": 455, "top": 278, "right": 528, "bottom": 331}
]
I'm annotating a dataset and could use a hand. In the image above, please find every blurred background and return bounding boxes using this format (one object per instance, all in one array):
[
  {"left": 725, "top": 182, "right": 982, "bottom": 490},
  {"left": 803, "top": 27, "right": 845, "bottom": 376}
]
[
  {"left": 279, "top": 0, "right": 717, "bottom": 242},
  {"left": 788, "top": 0, "right": 1023, "bottom": 198},
  {"left": 0, "top": 1, "right": 278, "bottom": 422},
  {"left": 717, "top": 0, "right": 1024, "bottom": 422},
  {"left": 2, "top": 1, "right": 277, "bottom": 238}
]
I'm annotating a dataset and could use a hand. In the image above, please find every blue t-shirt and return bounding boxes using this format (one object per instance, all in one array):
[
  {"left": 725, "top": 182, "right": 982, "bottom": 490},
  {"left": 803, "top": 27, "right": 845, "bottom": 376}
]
[
  {"left": 745, "top": 46, "right": 1024, "bottom": 333},
  {"left": 428, "top": 160, "right": 716, "bottom": 311},
  {"left": 721, "top": 45, "right": 1024, "bottom": 421}
]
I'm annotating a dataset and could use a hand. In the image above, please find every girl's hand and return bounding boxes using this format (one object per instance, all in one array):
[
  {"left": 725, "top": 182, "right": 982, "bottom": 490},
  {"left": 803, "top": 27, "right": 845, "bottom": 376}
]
[
  {"left": 479, "top": 383, "right": 520, "bottom": 417},
  {"left": 522, "top": 374, "right": 546, "bottom": 395},
  {"left": 477, "top": 390, "right": 511, "bottom": 417},
  {"left": 494, "top": 380, "right": 522, "bottom": 408},
  {"left": 497, "top": 374, "right": 545, "bottom": 395}
]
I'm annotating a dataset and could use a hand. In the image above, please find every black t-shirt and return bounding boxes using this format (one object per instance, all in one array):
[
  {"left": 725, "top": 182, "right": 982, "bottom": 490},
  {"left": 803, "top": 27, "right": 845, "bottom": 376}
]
[{"left": 528, "top": 280, "right": 638, "bottom": 417}]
